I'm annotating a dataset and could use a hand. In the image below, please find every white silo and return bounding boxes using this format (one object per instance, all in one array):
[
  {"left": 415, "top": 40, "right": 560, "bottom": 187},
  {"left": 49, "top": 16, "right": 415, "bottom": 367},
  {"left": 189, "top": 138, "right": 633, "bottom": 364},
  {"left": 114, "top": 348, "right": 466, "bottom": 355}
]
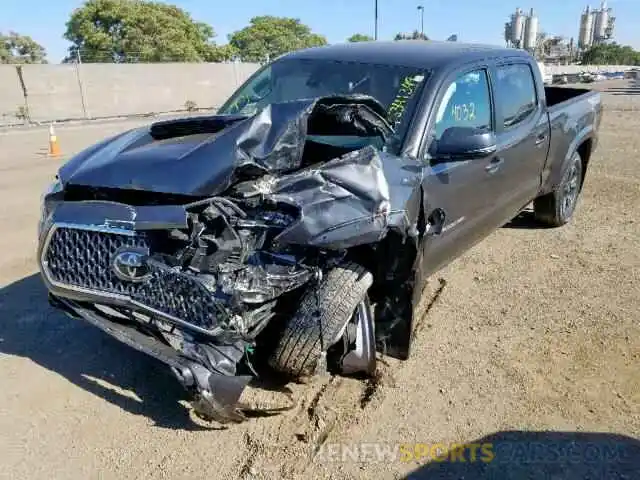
[
  {"left": 595, "top": 2, "right": 610, "bottom": 41},
  {"left": 523, "top": 8, "right": 539, "bottom": 50},
  {"left": 593, "top": 8, "right": 602, "bottom": 41},
  {"left": 578, "top": 6, "right": 594, "bottom": 48},
  {"left": 512, "top": 8, "right": 526, "bottom": 45}
]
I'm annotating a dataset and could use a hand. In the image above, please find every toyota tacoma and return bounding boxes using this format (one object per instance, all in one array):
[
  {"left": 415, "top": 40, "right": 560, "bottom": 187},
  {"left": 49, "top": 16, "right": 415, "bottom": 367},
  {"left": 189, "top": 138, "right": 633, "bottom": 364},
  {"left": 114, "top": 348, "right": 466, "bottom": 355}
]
[{"left": 38, "top": 41, "right": 602, "bottom": 422}]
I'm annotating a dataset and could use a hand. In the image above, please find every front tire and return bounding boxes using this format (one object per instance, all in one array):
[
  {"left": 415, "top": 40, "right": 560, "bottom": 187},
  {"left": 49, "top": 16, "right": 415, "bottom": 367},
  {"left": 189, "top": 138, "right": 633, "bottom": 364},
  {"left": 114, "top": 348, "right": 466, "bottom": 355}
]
[
  {"left": 269, "top": 262, "right": 373, "bottom": 378},
  {"left": 534, "top": 151, "right": 583, "bottom": 227}
]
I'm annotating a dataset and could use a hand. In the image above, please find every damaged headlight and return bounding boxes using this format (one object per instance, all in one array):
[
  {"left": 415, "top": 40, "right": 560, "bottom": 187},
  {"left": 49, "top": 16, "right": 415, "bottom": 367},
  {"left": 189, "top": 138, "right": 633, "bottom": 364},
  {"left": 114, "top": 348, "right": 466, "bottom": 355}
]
[
  {"left": 39, "top": 178, "right": 63, "bottom": 238},
  {"left": 217, "top": 253, "right": 316, "bottom": 304},
  {"left": 184, "top": 197, "right": 313, "bottom": 305}
]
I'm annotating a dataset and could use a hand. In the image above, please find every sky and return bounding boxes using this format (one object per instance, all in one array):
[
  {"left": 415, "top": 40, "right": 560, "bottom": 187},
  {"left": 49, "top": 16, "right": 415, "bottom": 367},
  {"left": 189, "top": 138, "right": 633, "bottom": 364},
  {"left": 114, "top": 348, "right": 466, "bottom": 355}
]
[{"left": 1, "top": 0, "right": 639, "bottom": 63}]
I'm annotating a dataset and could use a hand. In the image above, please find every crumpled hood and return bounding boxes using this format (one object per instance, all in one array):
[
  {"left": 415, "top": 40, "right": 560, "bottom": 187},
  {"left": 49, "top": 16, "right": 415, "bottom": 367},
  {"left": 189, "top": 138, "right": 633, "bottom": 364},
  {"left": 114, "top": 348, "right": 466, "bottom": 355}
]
[{"left": 58, "top": 95, "right": 395, "bottom": 198}]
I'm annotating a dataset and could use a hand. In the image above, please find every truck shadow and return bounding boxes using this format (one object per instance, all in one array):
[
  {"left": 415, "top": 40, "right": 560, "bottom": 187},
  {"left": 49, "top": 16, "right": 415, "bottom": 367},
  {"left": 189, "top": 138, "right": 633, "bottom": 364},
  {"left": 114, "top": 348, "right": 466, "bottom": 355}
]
[
  {"left": 0, "top": 273, "right": 220, "bottom": 431},
  {"left": 502, "top": 210, "right": 553, "bottom": 230},
  {"left": 404, "top": 430, "right": 640, "bottom": 479}
]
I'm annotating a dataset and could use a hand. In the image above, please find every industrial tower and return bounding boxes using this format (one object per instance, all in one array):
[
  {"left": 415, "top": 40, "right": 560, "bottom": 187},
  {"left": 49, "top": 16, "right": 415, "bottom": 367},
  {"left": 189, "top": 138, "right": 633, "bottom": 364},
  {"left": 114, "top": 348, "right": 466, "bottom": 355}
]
[
  {"left": 578, "top": 1, "right": 615, "bottom": 49},
  {"left": 504, "top": 8, "right": 539, "bottom": 52}
]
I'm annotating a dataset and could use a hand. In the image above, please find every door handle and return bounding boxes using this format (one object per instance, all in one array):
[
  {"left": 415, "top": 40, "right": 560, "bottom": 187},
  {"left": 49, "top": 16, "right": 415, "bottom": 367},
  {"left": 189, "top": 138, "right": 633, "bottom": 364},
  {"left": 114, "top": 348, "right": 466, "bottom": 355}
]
[
  {"left": 485, "top": 156, "right": 504, "bottom": 174},
  {"left": 535, "top": 134, "right": 547, "bottom": 145}
]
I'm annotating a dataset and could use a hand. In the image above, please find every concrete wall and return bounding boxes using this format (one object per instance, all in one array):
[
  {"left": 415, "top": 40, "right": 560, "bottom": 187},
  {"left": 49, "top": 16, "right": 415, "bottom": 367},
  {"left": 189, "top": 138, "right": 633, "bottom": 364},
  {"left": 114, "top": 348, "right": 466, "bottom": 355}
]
[
  {"left": 545, "top": 64, "right": 637, "bottom": 75},
  {"left": 0, "top": 62, "right": 260, "bottom": 125},
  {"left": 0, "top": 67, "right": 27, "bottom": 125}
]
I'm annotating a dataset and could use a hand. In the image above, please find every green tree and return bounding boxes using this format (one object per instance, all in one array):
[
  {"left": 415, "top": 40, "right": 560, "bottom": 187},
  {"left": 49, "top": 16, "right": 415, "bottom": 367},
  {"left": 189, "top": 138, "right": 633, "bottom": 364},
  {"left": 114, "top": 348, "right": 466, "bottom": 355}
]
[
  {"left": 229, "top": 16, "right": 328, "bottom": 62},
  {"left": 348, "top": 33, "right": 374, "bottom": 43},
  {"left": 0, "top": 31, "right": 47, "bottom": 64},
  {"left": 63, "top": 0, "right": 227, "bottom": 62},
  {"left": 394, "top": 31, "right": 429, "bottom": 41},
  {"left": 581, "top": 43, "right": 640, "bottom": 65},
  {"left": 205, "top": 43, "right": 239, "bottom": 62}
]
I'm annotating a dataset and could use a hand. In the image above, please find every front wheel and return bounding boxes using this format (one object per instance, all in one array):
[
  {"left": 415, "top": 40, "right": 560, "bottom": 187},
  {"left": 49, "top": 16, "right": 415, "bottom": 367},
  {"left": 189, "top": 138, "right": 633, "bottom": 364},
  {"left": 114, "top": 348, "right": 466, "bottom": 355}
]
[
  {"left": 534, "top": 151, "right": 583, "bottom": 227},
  {"left": 268, "top": 262, "right": 374, "bottom": 378}
]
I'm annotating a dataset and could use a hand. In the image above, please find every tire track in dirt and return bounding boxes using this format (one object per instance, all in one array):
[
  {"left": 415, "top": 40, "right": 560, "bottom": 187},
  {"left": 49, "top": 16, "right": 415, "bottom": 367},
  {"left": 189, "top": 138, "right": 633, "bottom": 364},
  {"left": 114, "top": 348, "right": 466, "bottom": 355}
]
[{"left": 233, "top": 279, "right": 449, "bottom": 479}]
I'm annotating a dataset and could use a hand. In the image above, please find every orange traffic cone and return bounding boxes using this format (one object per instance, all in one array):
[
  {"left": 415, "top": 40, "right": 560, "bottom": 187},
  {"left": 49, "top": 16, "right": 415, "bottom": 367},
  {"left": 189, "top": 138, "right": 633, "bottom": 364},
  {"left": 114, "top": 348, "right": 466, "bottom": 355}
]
[{"left": 48, "top": 124, "right": 61, "bottom": 157}]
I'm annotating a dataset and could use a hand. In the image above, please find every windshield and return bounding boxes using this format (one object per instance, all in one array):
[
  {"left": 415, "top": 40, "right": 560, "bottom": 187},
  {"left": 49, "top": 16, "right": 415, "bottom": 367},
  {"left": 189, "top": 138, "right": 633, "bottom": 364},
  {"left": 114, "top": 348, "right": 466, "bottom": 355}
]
[{"left": 219, "top": 58, "right": 428, "bottom": 149}]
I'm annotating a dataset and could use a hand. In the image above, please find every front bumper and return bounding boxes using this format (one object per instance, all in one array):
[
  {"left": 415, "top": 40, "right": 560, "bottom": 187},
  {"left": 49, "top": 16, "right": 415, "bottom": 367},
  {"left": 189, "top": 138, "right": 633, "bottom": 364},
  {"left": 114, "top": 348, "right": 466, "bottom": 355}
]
[
  {"left": 50, "top": 294, "right": 252, "bottom": 423},
  {"left": 37, "top": 201, "right": 259, "bottom": 423}
]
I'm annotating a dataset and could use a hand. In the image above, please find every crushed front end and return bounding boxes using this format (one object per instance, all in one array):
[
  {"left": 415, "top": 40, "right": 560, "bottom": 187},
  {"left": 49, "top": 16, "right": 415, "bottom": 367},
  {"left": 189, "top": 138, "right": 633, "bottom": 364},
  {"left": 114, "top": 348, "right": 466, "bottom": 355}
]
[
  {"left": 38, "top": 95, "right": 425, "bottom": 423},
  {"left": 38, "top": 197, "right": 334, "bottom": 422}
]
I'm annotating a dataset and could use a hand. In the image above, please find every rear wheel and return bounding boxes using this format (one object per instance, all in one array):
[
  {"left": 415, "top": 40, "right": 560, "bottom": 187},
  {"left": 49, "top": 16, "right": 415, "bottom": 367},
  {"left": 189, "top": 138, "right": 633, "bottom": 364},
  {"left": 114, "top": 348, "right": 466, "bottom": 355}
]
[
  {"left": 534, "top": 151, "right": 583, "bottom": 227},
  {"left": 269, "top": 262, "right": 374, "bottom": 378}
]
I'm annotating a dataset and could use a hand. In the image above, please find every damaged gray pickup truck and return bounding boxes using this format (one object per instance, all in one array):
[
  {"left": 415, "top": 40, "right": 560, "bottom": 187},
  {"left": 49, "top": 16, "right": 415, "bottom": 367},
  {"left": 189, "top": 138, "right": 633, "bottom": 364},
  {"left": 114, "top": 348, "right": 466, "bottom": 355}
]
[{"left": 38, "top": 41, "right": 602, "bottom": 422}]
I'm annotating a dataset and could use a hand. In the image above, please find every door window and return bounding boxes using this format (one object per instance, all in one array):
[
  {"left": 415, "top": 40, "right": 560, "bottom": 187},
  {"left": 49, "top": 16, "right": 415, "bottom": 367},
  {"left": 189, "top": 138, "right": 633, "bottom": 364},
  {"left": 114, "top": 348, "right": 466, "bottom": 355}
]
[
  {"left": 495, "top": 64, "right": 537, "bottom": 128},
  {"left": 432, "top": 69, "right": 492, "bottom": 142}
]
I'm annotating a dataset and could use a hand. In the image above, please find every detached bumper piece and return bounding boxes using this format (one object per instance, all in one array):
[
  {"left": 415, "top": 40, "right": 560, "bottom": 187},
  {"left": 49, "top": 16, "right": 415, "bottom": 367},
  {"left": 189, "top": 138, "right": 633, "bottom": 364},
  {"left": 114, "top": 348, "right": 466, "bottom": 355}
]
[{"left": 52, "top": 295, "right": 251, "bottom": 423}]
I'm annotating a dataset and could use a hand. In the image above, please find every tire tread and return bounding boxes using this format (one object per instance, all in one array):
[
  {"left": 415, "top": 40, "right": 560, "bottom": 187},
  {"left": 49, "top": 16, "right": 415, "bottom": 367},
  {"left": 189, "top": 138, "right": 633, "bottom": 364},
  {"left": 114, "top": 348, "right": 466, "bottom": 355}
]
[{"left": 269, "top": 263, "right": 373, "bottom": 377}]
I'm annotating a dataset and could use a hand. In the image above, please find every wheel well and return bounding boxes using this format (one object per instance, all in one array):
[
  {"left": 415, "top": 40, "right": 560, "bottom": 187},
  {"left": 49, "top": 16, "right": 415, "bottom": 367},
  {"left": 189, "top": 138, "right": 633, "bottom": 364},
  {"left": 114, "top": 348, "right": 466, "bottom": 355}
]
[
  {"left": 576, "top": 139, "right": 593, "bottom": 189},
  {"left": 344, "top": 231, "right": 419, "bottom": 360}
]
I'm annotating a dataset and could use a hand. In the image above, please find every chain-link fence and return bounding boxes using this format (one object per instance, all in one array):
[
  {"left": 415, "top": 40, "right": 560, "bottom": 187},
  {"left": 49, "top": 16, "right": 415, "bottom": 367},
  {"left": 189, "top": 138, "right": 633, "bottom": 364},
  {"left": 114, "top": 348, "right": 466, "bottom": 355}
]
[{"left": 0, "top": 59, "right": 260, "bottom": 126}]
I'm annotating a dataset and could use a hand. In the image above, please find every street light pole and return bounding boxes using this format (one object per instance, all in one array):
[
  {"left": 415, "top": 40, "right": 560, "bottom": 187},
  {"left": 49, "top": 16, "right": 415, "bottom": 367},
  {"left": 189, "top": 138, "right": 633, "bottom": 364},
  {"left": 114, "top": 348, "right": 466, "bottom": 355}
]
[
  {"left": 374, "top": 0, "right": 379, "bottom": 40},
  {"left": 417, "top": 5, "right": 424, "bottom": 38}
]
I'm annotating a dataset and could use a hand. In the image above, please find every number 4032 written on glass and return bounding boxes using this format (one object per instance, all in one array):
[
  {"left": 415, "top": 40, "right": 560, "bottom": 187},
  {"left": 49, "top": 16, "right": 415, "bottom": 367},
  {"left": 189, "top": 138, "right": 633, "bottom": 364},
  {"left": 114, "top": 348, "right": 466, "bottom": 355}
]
[{"left": 451, "top": 102, "right": 476, "bottom": 122}]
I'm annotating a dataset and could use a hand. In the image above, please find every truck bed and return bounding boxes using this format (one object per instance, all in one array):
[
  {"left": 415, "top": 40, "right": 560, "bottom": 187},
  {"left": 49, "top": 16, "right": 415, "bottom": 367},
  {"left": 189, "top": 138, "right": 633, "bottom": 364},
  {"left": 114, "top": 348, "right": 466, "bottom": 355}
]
[
  {"left": 541, "top": 85, "right": 601, "bottom": 197},
  {"left": 544, "top": 86, "right": 594, "bottom": 109}
]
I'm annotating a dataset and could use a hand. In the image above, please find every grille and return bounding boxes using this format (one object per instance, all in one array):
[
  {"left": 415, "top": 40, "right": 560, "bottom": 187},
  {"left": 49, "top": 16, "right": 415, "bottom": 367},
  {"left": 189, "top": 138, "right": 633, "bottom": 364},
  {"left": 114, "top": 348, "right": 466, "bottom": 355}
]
[
  {"left": 132, "top": 263, "right": 226, "bottom": 330},
  {"left": 43, "top": 227, "right": 224, "bottom": 330},
  {"left": 45, "top": 228, "right": 150, "bottom": 295}
]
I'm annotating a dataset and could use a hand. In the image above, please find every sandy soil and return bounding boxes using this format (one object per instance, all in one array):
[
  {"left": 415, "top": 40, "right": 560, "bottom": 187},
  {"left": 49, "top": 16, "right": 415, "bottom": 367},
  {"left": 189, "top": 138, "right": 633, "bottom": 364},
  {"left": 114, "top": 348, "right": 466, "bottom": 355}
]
[{"left": 0, "top": 81, "right": 638, "bottom": 480}]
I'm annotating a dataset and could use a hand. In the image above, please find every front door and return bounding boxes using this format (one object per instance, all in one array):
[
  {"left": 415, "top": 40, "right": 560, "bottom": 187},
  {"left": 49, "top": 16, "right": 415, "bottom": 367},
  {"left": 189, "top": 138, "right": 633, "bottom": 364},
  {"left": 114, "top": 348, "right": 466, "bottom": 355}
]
[{"left": 419, "top": 67, "right": 501, "bottom": 277}]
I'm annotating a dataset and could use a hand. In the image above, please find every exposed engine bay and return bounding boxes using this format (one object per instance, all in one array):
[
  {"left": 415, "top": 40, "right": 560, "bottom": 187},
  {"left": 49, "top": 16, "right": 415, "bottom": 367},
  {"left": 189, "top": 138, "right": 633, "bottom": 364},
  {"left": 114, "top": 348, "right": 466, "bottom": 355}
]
[{"left": 38, "top": 95, "right": 426, "bottom": 423}]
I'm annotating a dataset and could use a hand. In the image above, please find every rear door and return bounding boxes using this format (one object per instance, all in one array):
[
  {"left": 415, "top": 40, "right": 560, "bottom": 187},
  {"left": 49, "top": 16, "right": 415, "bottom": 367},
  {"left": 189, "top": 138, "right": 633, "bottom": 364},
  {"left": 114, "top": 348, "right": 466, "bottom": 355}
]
[
  {"left": 419, "top": 66, "right": 500, "bottom": 276},
  {"left": 489, "top": 61, "right": 550, "bottom": 225}
]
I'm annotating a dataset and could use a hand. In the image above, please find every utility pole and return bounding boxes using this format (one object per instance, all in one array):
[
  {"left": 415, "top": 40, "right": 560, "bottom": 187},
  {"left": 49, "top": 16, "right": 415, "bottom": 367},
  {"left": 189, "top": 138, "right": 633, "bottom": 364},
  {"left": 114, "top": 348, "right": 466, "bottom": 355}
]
[
  {"left": 74, "top": 49, "right": 90, "bottom": 119},
  {"left": 15, "top": 65, "right": 30, "bottom": 125},
  {"left": 417, "top": 5, "right": 425, "bottom": 38},
  {"left": 374, "top": 0, "right": 379, "bottom": 40}
]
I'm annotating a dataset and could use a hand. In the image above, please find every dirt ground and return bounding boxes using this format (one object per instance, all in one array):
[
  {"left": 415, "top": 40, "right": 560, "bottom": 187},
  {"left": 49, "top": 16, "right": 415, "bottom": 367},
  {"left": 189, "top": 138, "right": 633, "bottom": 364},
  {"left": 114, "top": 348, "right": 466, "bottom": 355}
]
[{"left": 0, "top": 80, "right": 638, "bottom": 480}]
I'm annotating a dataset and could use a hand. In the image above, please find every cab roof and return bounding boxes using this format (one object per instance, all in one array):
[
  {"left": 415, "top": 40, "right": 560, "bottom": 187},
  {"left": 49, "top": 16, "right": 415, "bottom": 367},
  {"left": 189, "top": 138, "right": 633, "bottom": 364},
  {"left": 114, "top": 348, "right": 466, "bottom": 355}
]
[{"left": 280, "top": 40, "right": 533, "bottom": 72}]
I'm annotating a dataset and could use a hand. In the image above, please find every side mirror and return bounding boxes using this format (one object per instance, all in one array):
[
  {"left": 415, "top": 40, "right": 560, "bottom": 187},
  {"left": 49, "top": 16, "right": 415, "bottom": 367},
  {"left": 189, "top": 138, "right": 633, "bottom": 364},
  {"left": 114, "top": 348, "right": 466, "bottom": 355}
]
[{"left": 434, "top": 126, "right": 497, "bottom": 161}]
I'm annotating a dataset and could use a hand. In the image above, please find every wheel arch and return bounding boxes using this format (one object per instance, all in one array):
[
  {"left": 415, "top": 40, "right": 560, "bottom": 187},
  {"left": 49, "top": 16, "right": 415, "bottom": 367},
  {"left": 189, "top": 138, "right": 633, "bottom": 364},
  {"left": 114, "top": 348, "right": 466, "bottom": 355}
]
[
  {"left": 346, "top": 193, "right": 427, "bottom": 361},
  {"left": 576, "top": 137, "right": 594, "bottom": 190},
  {"left": 542, "top": 127, "right": 595, "bottom": 196}
]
